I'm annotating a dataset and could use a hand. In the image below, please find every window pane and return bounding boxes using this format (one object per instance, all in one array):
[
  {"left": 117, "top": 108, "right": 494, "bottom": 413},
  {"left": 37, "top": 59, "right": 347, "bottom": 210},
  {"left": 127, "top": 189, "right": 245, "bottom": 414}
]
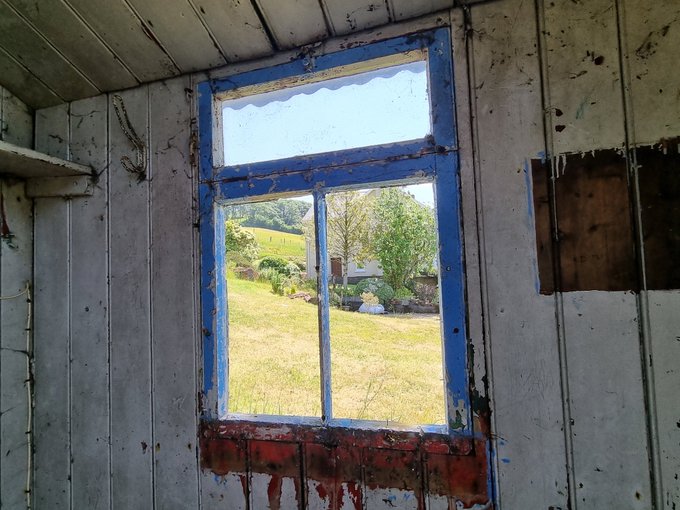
[
  {"left": 310, "top": 184, "right": 445, "bottom": 425},
  {"left": 222, "top": 60, "right": 430, "bottom": 166},
  {"left": 223, "top": 196, "right": 321, "bottom": 416}
]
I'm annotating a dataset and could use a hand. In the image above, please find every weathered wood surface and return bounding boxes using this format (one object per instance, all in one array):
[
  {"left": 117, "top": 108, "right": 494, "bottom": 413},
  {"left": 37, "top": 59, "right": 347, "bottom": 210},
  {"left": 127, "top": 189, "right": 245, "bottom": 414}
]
[
  {"left": 66, "top": 0, "right": 179, "bottom": 83},
  {"left": 33, "top": 103, "right": 71, "bottom": 509},
  {"left": 0, "top": 48, "right": 61, "bottom": 108},
  {"left": 108, "top": 85, "right": 154, "bottom": 509},
  {"left": 255, "top": 0, "right": 329, "bottom": 49},
  {"left": 190, "top": 0, "right": 272, "bottom": 62},
  {"left": 125, "top": 0, "right": 225, "bottom": 72},
  {"left": 468, "top": 0, "right": 568, "bottom": 508},
  {"left": 321, "top": 0, "right": 390, "bottom": 36},
  {"left": 5, "top": 0, "right": 138, "bottom": 92},
  {"left": 68, "top": 94, "right": 110, "bottom": 509},
  {"left": 388, "top": 0, "right": 452, "bottom": 21},
  {"left": 0, "top": 140, "right": 91, "bottom": 178},
  {"left": 149, "top": 76, "right": 201, "bottom": 509},
  {"left": 0, "top": 178, "right": 32, "bottom": 510},
  {"left": 0, "top": 87, "right": 33, "bottom": 510}
]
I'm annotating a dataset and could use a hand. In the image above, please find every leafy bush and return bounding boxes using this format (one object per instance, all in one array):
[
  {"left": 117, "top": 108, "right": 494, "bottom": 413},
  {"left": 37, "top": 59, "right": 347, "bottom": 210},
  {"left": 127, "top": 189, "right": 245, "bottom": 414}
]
[
  {"left": 354, "top": 278, "right": 394, "bottom": 304},
  {"left": 228, "top": 251, "right": 254, "bottom": 269},
  {"left": 284, "top": 262, "right": 301, "bottom": 277},
  {"left": 257, "top": 267, "right": 280, "bottom": 284},
  {"left": 414, "top": 282, "right": 438, "bottom": 304},
  {"left": 258, "top": 256, "right": 289, "bottom": 273},
  {"left": 269, "top": 271, "right": 285, "bottom": 295},
  {"left": 393, "top": 287, "right": 414, "bottom": 299}
]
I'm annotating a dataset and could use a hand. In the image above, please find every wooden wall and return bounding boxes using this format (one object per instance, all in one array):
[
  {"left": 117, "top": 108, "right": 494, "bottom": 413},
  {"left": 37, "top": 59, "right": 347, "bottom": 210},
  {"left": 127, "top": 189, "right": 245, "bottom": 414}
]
[
  {"left": 26, "top": 1, "right": 680, "bottom": 508},
  {"left": 0, "top": 86, "right": 33, "bottom": 509}
]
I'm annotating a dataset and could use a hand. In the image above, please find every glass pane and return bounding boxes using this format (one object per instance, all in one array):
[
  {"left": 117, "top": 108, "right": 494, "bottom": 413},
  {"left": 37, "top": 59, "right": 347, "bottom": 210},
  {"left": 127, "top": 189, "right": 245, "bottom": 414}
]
[
  {"left": 313, "top": 183, "right": 445, "bottom": 425},
  {"left": 222, "top": 60, "right": 430, "bottom": 166},
  {"left": 223, "top": 195, "right": 321, "bottom": 416}
]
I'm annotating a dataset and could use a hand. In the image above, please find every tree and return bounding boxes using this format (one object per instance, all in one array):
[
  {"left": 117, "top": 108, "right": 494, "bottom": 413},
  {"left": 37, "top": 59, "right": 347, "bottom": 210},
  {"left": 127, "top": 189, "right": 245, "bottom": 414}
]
[
  {"left": 225, "top": 219, "right": 259, "bottom": 262},
  {"left": 302, "top": 191, "right": 372, "bottom": 291},
  {"left": 372, "top": 188, "right": 437, "bottom": 292}
]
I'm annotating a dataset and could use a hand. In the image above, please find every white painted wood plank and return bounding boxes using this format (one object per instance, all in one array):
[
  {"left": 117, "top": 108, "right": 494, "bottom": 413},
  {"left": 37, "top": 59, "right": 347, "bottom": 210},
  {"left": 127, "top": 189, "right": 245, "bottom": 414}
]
[
  {"left": 0, "top": 46, "right": 61, "bottom": 109},
  {"left": 563, "top": 292, "right": 652, "bottom": 509},
  {"left": 647, "top": 291, "right": 680, "bottom": 509},
  {"left": 32, "top": 98, "right": 71, "bottom": 509},
  {"left": 1, "top": 88, "right": 33, "bottom": 148},
  {"left": 125, "top": 0, "right": 226, "bottom": 72},
  {"left": 190, "top": 0, "right": 273, "bottom": 61},
  {"left": 0, "top": 1, "right": 99, "bottom": 101},
  {"left": 0, "top": 180, "right": 32, "bottom": 510},
  {"left": 256, "top": 0, "right": 329, "bottom": 49},
  {"left": 364, "top": 488, "right": 418, "bottom": 510},
  {"left": 65, "top": 0, "right": 179, "bottom": 83},
  {"left": 0, "top": 140, "right": 91, "bottom": 179},
  {"left": 388, "top": 0, "right": 452, "bottom": 21},
  {"left": 200, "top": 471, "right": 249, "bottom": 509},
  {"left": 32, "top": 197, "right": 71, "bottom": 509},
  {"left": 622, "top": 0, "right": 680, "bottom": 145},
  {"left": 108, "top": 86, "right": 154, "bottom": 509},
  {"left": 148, "top": 76, "right": 200, "bottom": 508},
  {"left": 542, "top": 0, "right": 625, "bottom": 153},
  {"left": 468, "top": 0, "right": 568, "bottom": 508},
  {"left": 321, "top": 0, "right": 390, "bottom": 36},
  {"left": 35, "top": 104, "right": 70, "bottom": 160},
  {"left": 68, "top": 94, "right": 111, "bottom": 510},
  {"left": 5, "top": 0, "right": 138, "bottom": 92}
]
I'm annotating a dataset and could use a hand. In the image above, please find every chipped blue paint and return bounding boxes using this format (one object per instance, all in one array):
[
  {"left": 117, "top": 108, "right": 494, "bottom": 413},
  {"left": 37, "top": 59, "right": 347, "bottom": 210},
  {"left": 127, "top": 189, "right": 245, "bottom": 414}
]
[
  {"left": 314, "top": 191, "right": 333, "bottom": 422},
  {"left": 198, "top": 27, "right": 472, "bottom": 435},
  {"left": 500, "top": 458, "right": 511, "bottom": 464}
]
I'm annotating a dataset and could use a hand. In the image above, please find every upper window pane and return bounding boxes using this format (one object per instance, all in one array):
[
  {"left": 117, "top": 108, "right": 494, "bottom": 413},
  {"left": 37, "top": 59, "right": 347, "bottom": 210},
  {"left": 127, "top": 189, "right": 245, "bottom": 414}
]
[{"left": 221, "top": 60, "right": 430, "bottom": 166}]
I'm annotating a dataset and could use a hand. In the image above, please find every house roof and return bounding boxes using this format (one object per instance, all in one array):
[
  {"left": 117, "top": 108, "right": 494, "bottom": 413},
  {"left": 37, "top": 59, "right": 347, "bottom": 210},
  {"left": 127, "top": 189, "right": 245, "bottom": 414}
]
[{"left": 0, "top": 0, "right": 485, "bottom": 110}]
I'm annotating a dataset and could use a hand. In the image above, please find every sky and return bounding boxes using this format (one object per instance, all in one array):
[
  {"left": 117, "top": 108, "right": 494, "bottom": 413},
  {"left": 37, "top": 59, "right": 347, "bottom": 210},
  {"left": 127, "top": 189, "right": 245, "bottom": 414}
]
[{"left": 221, "top": 59, "right": 434, "bottom": 206}]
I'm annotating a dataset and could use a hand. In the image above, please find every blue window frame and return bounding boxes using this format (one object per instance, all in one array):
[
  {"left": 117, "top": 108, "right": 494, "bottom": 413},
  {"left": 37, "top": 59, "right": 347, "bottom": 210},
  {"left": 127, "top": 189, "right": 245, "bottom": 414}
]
[{"left": 198, "top": 28, "right": 471, "bottom": 436}]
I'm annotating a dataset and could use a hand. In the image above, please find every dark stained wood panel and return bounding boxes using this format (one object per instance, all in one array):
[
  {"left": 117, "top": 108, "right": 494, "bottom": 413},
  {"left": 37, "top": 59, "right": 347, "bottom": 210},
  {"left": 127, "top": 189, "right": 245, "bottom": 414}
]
[
  {"left": 531, "top": 158, "right": 555, "bottom": 294},
  {"left": 0, "top": 2, "right": 99, "bottom": 101},
  {"left": 65, "top": 0, "right": 179, "bottom": 83},
  {"left": 637, "top": 139, "right": 680, "bottom": 290},
  {"left": 532, "top": 151, "right": 638, "bottom": 292},
  {"left": 4, "top": 0, "right": 138, "bottom": 92}
]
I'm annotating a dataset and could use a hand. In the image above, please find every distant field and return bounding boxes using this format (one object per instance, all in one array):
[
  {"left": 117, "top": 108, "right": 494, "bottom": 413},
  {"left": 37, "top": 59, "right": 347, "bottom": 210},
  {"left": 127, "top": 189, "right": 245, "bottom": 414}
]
[{"left": 246, "top": 227, "right": 305, "bottom": 258}]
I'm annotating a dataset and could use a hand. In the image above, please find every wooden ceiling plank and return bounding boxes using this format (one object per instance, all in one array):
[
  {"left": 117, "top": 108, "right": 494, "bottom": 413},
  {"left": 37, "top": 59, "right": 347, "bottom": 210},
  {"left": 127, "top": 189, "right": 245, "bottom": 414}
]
[
  {"left": 4, "top": 0, "right": 138, "bottom": 92},
  {"left": 388, "top": 0, "right": 453, "bottom": 21},
  {"left": 64, "top": 0, "right": 180, "bottom": 83},
  {"left": 0, "top": 44, "right": 62, "bottom": 109},
  {"left": 189, "top": 0, "right": 273, "bottom": 61},
  {"left": 0, "top": 1, "right": 99, "bottom": 101},
  {"left": 255, "top": 0, "right": 330, "bottom": 49},
  {"left": 321, "top": 0, "right": 391, "bottom": 36},
  {"left": 124, "top": 0, "right": 226, "bottom": 72}
]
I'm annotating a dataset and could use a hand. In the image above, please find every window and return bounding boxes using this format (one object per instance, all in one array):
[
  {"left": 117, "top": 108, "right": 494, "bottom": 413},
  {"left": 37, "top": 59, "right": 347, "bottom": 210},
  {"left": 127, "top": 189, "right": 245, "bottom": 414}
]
[{"left": 198, "top": 28, "right": 471, "bottom": 435}]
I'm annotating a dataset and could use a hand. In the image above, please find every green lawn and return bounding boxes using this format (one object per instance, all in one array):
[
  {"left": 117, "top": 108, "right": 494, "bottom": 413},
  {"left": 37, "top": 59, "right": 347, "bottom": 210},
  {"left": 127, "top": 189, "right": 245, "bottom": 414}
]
[
  {"left": 246, "top": 227, "right": 305, "bottom": 258},
  {"left": 226, "top": 274, "right": 445, "bottom": 425}
]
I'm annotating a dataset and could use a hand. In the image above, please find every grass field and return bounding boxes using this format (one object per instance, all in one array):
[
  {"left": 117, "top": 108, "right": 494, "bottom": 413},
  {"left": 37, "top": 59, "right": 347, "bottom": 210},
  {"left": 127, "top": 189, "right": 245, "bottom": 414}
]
[
  {"left": 245, "top": 227, "right": 305, "bottom": 259},
  {"left": 226, "top": 274, "right": 445, "bottom": 425}
]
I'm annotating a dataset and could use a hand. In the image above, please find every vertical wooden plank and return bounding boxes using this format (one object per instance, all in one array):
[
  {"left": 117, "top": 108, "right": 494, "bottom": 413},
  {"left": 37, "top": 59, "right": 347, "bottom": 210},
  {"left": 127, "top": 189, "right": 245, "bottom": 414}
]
[
  {"left": 149, "top": 76, "right": 200, "bottom": 508},
  {"left": 1, "top": 87, "right": 33, "bottom": 148},
  {"left": 200, "top": 438, "right": 249, "bottom": 510},
  {"left": 621, "top": 2, "right": 680, "bottom": 507},
  {"left": 468, "top": 0, "right": 568, "bottom": 507},
  {"left": 108, "top": 86, "right": 153, "bottom": 509},
  {"left": 68, "top": 94, "right": 110, "bottom": 509},
  {"left": 250, "top": 441, "right": 302, "bottom": 509},
  {"left": 622, "top": 0, "right": 680, "bottom": 144},
  {"left": 32, "top": 104, "right": 71, "bottom": 509},
  {"left": 563, "top": 292, "right": 651, "bottom": 508},
  {"left": 305, "top": 444, "right": 362, "bottom": 510},
  {"left": 542, "top": 0, "right": 625, "bottom": 153},
  {"left": 540, "top": 1, "right": 653, "bottom": 508},
  {"left": 647, "top": 292, "right": 680, "bottom": 509},
  {"left": 0, "top": 179, "right": 32, "bottom": 510},
  {"left": 363, "top": 449, "right": 421, "bottom": 510}
]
